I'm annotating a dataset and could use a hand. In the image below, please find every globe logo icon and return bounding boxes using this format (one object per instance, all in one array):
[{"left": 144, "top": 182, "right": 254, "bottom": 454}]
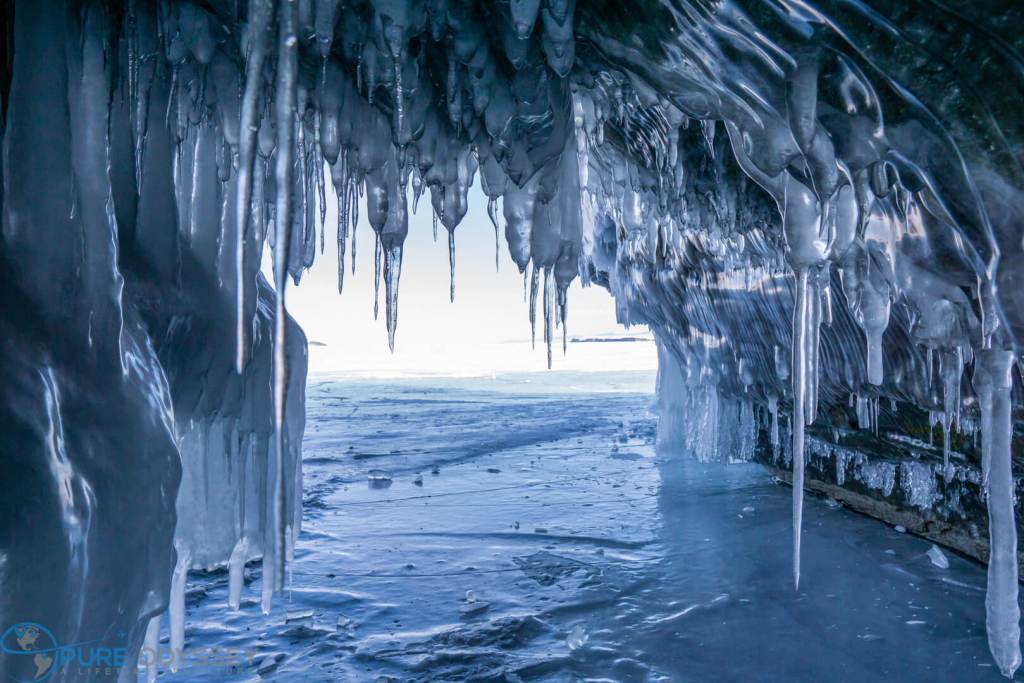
[{"left": 1, "top": 622, "right": 58, "bottom": 681}]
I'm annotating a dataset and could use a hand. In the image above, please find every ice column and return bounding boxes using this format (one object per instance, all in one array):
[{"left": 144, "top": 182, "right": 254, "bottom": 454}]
[{"left": 974, "top": 349, "right": 1021, "bottom": 678}]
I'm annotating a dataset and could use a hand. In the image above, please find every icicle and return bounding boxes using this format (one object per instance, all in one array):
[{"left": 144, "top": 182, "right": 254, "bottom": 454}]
[
  {"left": 350, "top": 178, "right": 360, "bottom": 275},
  {"left": 562, "top": 294, "right": 569, "bottom": 355},
  {"left": 768, "top": 396, "right": 779, "bottom": 448},
  {"left": 254, "top": 159, "right": 268, "bottom": 246},
  {"left": 543, "top": 267, "right": 554, "bottom": 369},
  {"left": 872, "top": 396, "right": 879, "bottom": 436},
  {"left": 804, "top": 278, "right": 821, "bottom": 426},
  {"left": 700, "top": 119, "right": 716, "bottom": 158},
  {"left": 775, "top": 344, "right": 790, "bottom": 381},
  {"left": 269, "top": 0, "right": 298, "bottom": 599},
  {"left": 169, "top": 545, "right": 191, "bottom": 671},
  {"left": 974, "top": 349, "right": 1021, "bottom": 678},
  {"left": 488, "top": 196, "right": 500, "bottom": 271},
  {"left": 295, "top": 104, "right": 311, "bottom": 281},
  {"left": 942, "top": 413, "right": 951, "bottom": 468},
  {"left": 940, "top": 348, "right": 964, "bottom": 470},
  {"left": 412, "top": 171, "right": 423, "bottom": 213},
  {"left": 955, "top": 346, "right": 964, "bottom": 429},
  {"left": 448, "top": 231, "right": 456, "bottom": 303},
  {"left": 261, "top": 553, "right": 274, "bottom": 615},
  {"left": 820, "top": 281, "right": 833, "bottom": 328},
  {"left": 228, "top": 537, "right": 249, "bottom": 611},
  {"left": 142, "top": 614, "right": 160, "bottom": 683},
  {"left": 126, "top": 1, "right": 138, "bottom": 107},
  {"left": 384, "top": 245, "right": 403, "bottom": 351},
  {"left": 336, "top": 186, "right": 346, "bottom": 292},
  {"left": 790, "top": 268, "right": 812, "bottom": 590},
  {"left": 529, "top": 262, "right": 540, "bottom": 349},
  {"left": 356, "top": 52, "right": 363, "bottom": 94},
  {"left": 166, "top": 66, "right": 179, "bottom": 138},
  {"left": 315, "top": 117, "right": 327, "bottom": 254},
  {"left": 373, "top": 235, "right": 382, "bottom": 319},
  {"left": 232, "top": 0, "right": 272, "bottom": 374},
  {"left": 127, "top": 1, "right": 148, "bottom": 194},
  {"left": 393, "top": 49, "right": 405, "bottom": 145}
]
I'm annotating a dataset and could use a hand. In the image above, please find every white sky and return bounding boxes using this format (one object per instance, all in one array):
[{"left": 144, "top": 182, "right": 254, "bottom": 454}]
[{"left": 274, "top": 178, "right": 656, "bottom": 377}]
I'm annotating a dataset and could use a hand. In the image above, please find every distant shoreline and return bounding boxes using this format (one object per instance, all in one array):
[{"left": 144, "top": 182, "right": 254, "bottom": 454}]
[{"left": 568, "top": 336, "right": 652, "bottom": 343}]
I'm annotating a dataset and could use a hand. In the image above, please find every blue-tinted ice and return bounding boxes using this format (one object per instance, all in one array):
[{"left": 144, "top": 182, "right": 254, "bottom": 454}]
[{"left": 162, "top": 374, "right": 1003, "bottom": 681}]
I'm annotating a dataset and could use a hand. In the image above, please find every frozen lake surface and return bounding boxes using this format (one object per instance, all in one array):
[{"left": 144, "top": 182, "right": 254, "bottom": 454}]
[{"left": 165, "top": 371, "right": 1005, "bottom": 681}]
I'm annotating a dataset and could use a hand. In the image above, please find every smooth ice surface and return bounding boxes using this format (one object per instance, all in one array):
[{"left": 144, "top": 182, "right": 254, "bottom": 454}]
[{"left": 158, "top": 375, "right": 1003, "bottom": 681}]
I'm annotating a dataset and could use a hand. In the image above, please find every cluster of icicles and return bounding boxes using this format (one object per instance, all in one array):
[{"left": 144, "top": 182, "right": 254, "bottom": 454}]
[{"left": 38, "top": 0, "right": 1023, "bottom": 678}]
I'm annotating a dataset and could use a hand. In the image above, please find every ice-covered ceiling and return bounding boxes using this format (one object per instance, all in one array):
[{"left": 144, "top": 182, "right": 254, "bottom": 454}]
[{"left": 1, "top": 0, "right": 1022, "bottom": 678}]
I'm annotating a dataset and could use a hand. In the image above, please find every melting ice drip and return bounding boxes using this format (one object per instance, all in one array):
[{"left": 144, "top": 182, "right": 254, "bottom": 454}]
[{"left": 0, "top": 0, "right": 1021, "bottom": 678}]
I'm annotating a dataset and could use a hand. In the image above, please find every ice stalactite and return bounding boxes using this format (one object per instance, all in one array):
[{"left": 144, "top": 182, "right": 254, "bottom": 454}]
[
  {"left": 270, "top": 0, "right": 299, "bottom": 597},
  {"left": 233, "top": 0, "right": 272, "bottom": 374},
  {"left": 448, "top": 231, "right": 456, "bottom": 303},
  {"left": 529, "top": 263, "right": 540, "bottom": 349},
  {"left": 168, "top": 545, "right": 191, "bottom": 672},
  {"left": 543, "top": 266, "right": 555, "bottom": 369},
  {"left": 974, "top": 350, "right": 1021, "bottom": 678},
  {"left": 768, "top": 396, "right": 780, "bottom": 450},
  {"left": 790, "top": 268, "right": 812, "bottom": 590},
  {"left": 488, "top": 197, "right": 501, "bottom": 271},
  {"left": 373, "top": 235, "right": 382, "bottom": 317},
  {"left": 385, "top": 244, "right": 403, "bottom": 350},
  {"left": 939, "top": 348, "right": 965, "bottom": 471},
  {"left": 228, "top": 537, "right": 249, "bottom": 611},
  {"left": 143, "top": 616, "right": 160, "bottom": 683}
]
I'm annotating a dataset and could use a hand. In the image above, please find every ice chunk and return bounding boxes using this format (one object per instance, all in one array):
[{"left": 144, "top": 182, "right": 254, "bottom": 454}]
[
  {"left": 927, "top": 545, "right": 949, "bottom": 570},
  {"left": 460, "top": 601, "right": 490, "bottom": 618},
  {"left": 367, "top": 469, "right": 394, "bottom": 488},
  {"left": 285, "top": 608, "right": 315, "bottom": 623},
  {"left": 567, "top": 624, "right": 589, "bottom": 650}
]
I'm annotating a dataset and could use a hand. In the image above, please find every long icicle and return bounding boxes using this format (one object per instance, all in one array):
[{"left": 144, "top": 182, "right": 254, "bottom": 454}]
[
  {"left": 529, "top": 263, "right": 540, "bottom": 349},
  {"left": 791, "top": 267, "right": 811, "bottom": 590},
  {"left": 448, "top": 231, "right": 456, "bottom": 303},
  {"left": 142, "top": 614, "right": 160, "bottom": 683},
  {"left": 561, "top": 292, "right": 568, "bottom": 355},
  {"left": 168, "top": 545, "right": 191, "bottom": 672},
  {"left": 351, "top": 178, "right": 360, "bottom": 275},
  {"left": 543, "top": 267, "right": 555, "bottom": 369},
  {"left": 975, "top": 349, "right": 1021, "bottom": 678},
  {"left": 385, "top": 245, "right": 403, "bottom": 351},
  {"left": 373, "top": 235, "right": 382, "bottom": 318},
  {"left": 335, "top": 156, "right": 348, "bottom": 293},
  {"left": 315, "top": 112, "right": 326, "bottom": 253},
  {"left": 234, "top": 0, "right": 272, "bottom": 373},
  {"left": 270, "top": 0, "right": 298, "bottom": 597},
  {"left": 488, "top": 196, "right": 500, "bottom": 272}
]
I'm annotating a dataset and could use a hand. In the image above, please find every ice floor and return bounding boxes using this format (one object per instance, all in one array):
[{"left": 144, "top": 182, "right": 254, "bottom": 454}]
[{"left": 163, "top": 372, "right": 1006, "bottom": 681}]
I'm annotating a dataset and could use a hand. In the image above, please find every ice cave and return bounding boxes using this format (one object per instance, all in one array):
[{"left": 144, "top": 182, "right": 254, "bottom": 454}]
[{"left": 1, "top": 0, "right": 1023, "bottom": 680}]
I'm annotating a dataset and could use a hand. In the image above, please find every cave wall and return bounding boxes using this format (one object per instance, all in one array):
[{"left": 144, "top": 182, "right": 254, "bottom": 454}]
[{"left": 0, "top": 2, "right": 307, "bottom": 680}]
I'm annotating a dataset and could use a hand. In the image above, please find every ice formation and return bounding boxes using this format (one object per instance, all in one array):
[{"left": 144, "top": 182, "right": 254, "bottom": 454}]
[{"left": 0, "top": 0, "right": 1022, "bottom": 678}]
